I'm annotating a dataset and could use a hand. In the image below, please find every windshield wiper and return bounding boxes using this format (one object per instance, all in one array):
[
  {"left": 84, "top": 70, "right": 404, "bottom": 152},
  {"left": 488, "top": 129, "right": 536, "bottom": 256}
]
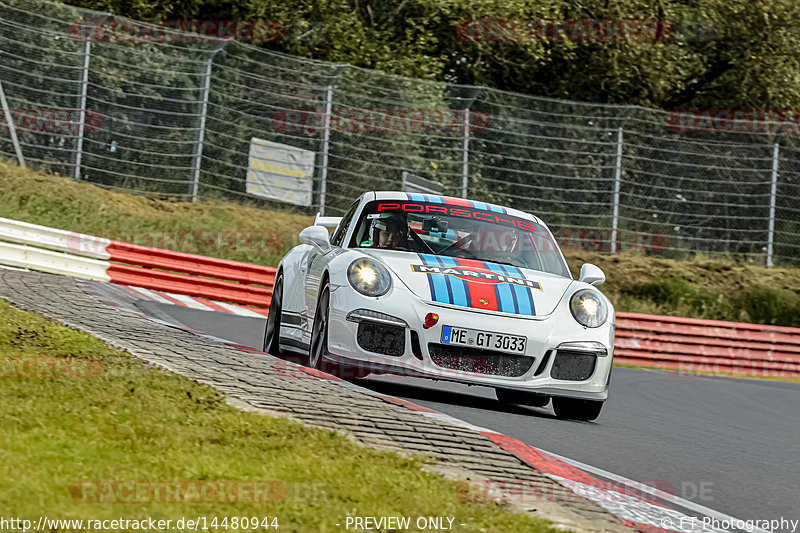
[
  {"left": 483, "top": 259, "right": 525, "bottom": 269},
  {"left": 436, "top": 251, "right": 522, "bottom": 269}
]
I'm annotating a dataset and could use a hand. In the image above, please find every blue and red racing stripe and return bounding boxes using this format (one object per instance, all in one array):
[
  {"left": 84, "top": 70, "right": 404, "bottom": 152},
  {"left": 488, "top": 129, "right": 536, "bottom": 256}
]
[
  {"left": 492, "top": 262, "right": 536, "bottom": 316},
  {"left": 417, "top": 254, "right": 535, "bottom": 315},
  {"left": 418, "top": 254, "right": 471, "bottom": 308},
  {"left": 404, "top": 193, "right": 507, "bottom": 214}
]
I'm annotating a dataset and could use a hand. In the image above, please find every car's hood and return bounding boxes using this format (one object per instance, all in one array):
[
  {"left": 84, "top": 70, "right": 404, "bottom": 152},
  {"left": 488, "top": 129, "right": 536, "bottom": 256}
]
[{"left": 360, "top": 249, "right": 573, "bottom": 317}]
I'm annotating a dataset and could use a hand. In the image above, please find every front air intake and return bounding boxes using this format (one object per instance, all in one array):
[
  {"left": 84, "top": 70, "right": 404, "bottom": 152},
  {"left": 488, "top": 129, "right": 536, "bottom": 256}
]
[
  {"left": 551, "top": 350, "right": 597, "bottom": 381},
  {"left": 357, "top": 322, "right": 405, "bottom": 356}
]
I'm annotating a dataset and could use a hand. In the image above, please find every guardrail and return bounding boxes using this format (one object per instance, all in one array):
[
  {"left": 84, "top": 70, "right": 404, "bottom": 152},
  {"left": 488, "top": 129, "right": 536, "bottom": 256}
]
[
  {"left": 615, "top": 312, "right": 800, "bottom": 378},
  {"left": 2, "top": 216, "right": 798, "bottom": 377},
  {"left": 0, "top": 217, "right": 275, "bottom": 308}
]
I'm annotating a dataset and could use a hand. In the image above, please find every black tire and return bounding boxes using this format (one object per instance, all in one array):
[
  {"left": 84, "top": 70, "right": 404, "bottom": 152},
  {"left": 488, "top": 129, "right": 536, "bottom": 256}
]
[
  {"left": 263, "top": 273, "right": 284, "bottom": 356},
  {"left": 309, "top": 282, "right": 331, "bottom": 370},
  {"left": 552, "top": 397, "right": 604, "bottom": 421},
  {"left": 308, "top": 283, "right": 369, "bottom": 379},
  {"left": 495, "top": 388, "right": 550, "bottom": 408}
]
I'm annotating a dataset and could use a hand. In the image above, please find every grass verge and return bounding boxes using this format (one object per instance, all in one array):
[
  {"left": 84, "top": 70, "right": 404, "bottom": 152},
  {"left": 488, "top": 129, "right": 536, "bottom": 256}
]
[
  {"left": 1, "top": 161, "right": 799, "bottom": 327},
  {"left": 0, "top": 298, "right": 558, "bottom": 532},
  {"left": 0, "top": 160, "right": 311, "bottom": 267}
]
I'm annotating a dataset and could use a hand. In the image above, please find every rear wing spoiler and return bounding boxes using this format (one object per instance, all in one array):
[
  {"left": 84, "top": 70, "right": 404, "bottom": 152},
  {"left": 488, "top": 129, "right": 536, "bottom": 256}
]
[{"left": 314, "top": 212, "right": 342, "bottom": 228}]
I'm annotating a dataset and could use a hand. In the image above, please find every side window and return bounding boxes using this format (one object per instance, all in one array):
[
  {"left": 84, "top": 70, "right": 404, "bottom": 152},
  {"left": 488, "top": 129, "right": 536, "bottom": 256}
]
[{"left": 330, "top": 201, "right": 359, "bottom": 247}]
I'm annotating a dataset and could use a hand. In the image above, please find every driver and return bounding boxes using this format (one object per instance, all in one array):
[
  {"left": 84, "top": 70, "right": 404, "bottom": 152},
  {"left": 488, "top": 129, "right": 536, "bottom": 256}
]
[{"left": 361, "top": 214, "right": 408, "bottom": 249}]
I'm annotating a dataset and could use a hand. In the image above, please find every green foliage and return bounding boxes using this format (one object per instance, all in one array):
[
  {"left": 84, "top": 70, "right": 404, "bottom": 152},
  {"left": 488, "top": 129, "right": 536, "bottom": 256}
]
[
  {"left": 737, "top": 285, "right": 800, "bottom": 325},
  {"left": 619, "top": 273, "right": 800, "bottom": 326},
  {"left": 627, "top": 275, "right": 696, "bottom": 307},
  {"left": 51, "top": 0, "right": 800, "bottom": 110}
]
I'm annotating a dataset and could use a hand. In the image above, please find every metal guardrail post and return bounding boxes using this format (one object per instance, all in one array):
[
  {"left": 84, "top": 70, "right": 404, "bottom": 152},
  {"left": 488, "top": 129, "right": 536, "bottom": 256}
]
[
  {"left": 610, "top": 126, "right": 624, "bottom": 254},
  {"left": 767, "top": 140, "right": 779, "bottom": 267},
  {"left": 190, "top": 41, "right": 228, "bottom": 203},
  {"left": 0, "top": 77, "right": 25, "bottom": 168},
  {"left": 73, "top": 36, "right": 91, "bottom": 180}
]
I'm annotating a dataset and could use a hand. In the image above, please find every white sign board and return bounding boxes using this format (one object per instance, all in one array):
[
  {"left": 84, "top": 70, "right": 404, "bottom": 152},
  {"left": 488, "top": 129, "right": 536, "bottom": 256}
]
[{"left": 246, "top": 138, "right": 315, "bottom": 206}]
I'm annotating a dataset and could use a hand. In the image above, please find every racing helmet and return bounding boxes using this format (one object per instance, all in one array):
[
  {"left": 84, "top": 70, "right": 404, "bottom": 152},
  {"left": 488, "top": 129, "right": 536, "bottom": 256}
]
[
  {"left": 363, "top": 213, "right": 407, "bottom": 248},
  {"left": 370, "top": 213, "right": 407, "bottom": 238}
]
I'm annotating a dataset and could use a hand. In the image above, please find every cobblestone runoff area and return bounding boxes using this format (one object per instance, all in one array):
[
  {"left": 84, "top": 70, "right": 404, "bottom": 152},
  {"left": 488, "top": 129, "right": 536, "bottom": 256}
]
[{"left": 0, "top": 270, "right": 629, "bottom": 533}]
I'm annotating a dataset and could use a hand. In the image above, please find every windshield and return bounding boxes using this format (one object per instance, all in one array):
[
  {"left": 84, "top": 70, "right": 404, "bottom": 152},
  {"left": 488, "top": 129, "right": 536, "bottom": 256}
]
[{"left": 348, "top": 199, "right": 570, "bottom": 278}]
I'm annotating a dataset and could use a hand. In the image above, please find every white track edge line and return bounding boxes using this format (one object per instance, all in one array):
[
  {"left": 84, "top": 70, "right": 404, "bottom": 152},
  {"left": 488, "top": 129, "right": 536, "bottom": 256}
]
[
  {"left": 213, "top": 300, "right": 264, "bottom": 318},
  {"left": 166, "top": 292, "right": 215, "bottom": 311},
  {"left": 538, "top": 448, "right": 770, "bottom": 533},
  {"left": 127, "top": 286, "right": 173, "bottom": 304}
]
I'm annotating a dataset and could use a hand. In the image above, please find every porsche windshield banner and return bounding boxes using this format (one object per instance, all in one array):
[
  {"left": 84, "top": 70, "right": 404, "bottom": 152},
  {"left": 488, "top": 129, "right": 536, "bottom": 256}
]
[{"left": 375, "top": 201, "right": 540, "bottom": 233}]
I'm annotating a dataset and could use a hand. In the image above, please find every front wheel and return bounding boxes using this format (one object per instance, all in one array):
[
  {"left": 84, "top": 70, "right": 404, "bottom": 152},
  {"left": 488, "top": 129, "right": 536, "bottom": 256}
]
[
  {"left": 552, "top": 397, "right": 604, "bottom": 421},
  {"left": 309, "top": 282, "right": 330, "bottom": 370},
  {"left": 263, "top": 273, "right": 284, "bottom": 356},
  {"left": 309, "top": 283, "right": 369, "bottom": 379}
]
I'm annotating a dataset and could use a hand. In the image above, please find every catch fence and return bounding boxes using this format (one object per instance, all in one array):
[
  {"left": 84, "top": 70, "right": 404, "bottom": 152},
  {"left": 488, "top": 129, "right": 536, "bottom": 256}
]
[{"left": 1, "top": 0, "right": 798, "bottom": 265}]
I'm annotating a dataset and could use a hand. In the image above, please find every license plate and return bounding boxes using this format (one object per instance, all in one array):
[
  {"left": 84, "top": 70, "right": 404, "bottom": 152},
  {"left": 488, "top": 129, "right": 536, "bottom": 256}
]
[{"left": 441, "top": 325, "right": 526, "bottom": 354}]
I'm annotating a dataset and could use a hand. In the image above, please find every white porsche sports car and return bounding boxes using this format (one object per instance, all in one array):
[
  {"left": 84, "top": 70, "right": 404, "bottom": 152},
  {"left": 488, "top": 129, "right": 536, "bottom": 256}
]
[{"left": 264, "top": 191, "right": 614, "bottom": 421}]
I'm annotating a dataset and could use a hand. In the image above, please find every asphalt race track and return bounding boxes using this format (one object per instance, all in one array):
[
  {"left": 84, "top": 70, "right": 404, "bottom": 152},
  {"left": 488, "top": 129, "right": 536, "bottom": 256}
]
[{"left": 140, "top": 302, "right": 800, "bottom": 529}]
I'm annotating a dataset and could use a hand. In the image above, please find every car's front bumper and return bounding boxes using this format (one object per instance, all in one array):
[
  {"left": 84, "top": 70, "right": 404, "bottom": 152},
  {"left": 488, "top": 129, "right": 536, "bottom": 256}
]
[{"left": 324, "top": 282, "right": 614, "bottom": 400}]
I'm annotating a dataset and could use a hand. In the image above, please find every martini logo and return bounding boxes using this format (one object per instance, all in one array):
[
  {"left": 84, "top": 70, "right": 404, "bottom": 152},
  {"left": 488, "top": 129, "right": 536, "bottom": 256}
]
[{"left": 412, "top": 265, "right": 542, "bottom": 290}]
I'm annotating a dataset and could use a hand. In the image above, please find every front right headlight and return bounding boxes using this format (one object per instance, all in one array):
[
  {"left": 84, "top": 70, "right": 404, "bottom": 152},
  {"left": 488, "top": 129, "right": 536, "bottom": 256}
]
[
  {"left": 347, "top": 258, "right": 392, "bottom": 297},
  {"left": 569, "top": 289, "right": 608, "bottom": 328}
]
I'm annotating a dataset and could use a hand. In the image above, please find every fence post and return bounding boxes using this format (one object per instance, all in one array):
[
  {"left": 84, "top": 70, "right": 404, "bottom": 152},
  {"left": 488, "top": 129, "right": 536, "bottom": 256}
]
[
  {"left": 316, "top": 65, "right": 346, "bottom": 215},
  {"left": 459, "top": 87, "right": 482, "bottom": 199},
  {"left": 610, "top": 126, "right": 623, "bottom": 254},
  {"left": 318, "top": 83, "right": 334, "bottom": 215},
  {"left": 461, "top": 108, "right": 470, "bottom": 198},
  {"left": 190, "top": 42, "right": 227, "bottom": 202},
  {"left": 0, "top": 77, "right": 25, "bottom": 168},
  {"left": 73, "top": 37, "right": 91, "bottom": 180},
  {"left": 767, "top": 140, "right": 779, "bottom": 267}
]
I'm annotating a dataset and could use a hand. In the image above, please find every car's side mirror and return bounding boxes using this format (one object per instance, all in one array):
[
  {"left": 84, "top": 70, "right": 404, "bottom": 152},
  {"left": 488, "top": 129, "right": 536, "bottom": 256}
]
[
  {"left": 299, "top": 225, "right": 332, "bottom": 252},
  {"left": 579, "top": 263, "right": 605, "bottom": 286}
]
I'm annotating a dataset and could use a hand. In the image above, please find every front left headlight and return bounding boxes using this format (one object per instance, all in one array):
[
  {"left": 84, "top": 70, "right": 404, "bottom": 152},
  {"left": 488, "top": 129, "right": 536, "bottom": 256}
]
[
  {"left": 347, "top": 258, "right": 392, "bottom": 297},
  {"left": 569, "top": 289, "right": 608, "bottom": 328}
]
